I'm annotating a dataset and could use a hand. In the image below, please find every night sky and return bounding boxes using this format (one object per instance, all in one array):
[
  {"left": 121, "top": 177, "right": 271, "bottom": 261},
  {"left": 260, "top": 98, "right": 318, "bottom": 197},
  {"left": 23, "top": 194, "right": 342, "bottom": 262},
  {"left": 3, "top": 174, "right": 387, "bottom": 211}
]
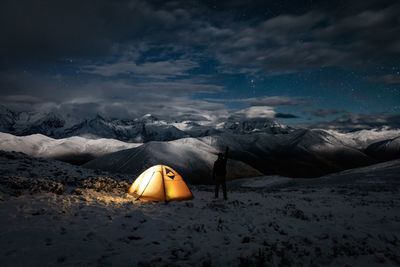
[{"left": 0, "top": 0, "right": 399, "bottom": 129}]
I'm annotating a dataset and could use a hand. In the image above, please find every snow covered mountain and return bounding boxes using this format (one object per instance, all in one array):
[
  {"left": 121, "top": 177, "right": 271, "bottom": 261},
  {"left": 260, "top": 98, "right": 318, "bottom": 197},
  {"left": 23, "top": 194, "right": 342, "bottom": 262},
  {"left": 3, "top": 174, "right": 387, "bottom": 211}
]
[
  {"left": 2, "top": 126, "right": 397, "bottom": 180},
  {"left": 1, "top": 105, "right": 399, "bottom": 146},
  {"left": 198, "top": 129, "right": 376, "bottom": 177},
  {"left": 1, "top": 105, "right": 399, "bottom": 179},
  {"left": 325, "top": 128, "right": 400, "bottom": 149},
  {"left": 219, "top": 117, "right": 292, "bottom": 134},
  {"left": 365, "top": 136, "right": 400, "bottom": 161},
  {"left": 0, "top": 106, "right": 191, "bottom": 142},
  {"left": 83, "top": 137, "right": 262, "bottom": 184},
  {"left": 0, "top": 132, "right": 141, "bottom": 164},
  {"left": 0, "top": 105, "right": 292, "bottom": 142},
  {"left": 83, "top": 129, "right": 382, "bottom": 181},
  {"left": 20, "top": 113, "right": 66, "bottom": 137},
  {"left": 0, "top": 105, "right": 17, "bottom": 132}
]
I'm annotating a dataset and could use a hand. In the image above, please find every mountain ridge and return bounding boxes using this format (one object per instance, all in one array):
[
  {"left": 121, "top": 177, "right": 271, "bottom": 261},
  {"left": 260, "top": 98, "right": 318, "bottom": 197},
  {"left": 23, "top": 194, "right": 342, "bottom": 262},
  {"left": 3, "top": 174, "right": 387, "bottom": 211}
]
[{"left": 0, "top": 105, "right": 293, "bottom": 142}]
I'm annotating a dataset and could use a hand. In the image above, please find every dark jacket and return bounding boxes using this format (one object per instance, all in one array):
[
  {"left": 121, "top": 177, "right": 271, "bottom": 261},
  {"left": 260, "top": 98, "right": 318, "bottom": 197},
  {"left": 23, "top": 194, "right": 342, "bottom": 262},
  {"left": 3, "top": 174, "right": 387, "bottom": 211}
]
[{"left": 213, "top": 157, "right": 227, "bottom": 177}]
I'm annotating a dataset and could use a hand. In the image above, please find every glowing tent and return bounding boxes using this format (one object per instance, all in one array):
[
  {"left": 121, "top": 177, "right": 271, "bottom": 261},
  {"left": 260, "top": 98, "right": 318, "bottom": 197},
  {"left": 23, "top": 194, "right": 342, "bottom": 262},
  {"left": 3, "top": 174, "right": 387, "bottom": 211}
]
[{"left": 128, "top": 165, "right": 193, "bottom": 202}]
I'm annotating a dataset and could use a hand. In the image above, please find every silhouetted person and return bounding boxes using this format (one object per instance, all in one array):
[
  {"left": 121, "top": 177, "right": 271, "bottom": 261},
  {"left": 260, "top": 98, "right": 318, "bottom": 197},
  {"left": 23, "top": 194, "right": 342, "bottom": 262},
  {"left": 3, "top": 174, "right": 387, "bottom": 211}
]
[{"left": 213, "top": 147, "right": 229, "bottom": 200}]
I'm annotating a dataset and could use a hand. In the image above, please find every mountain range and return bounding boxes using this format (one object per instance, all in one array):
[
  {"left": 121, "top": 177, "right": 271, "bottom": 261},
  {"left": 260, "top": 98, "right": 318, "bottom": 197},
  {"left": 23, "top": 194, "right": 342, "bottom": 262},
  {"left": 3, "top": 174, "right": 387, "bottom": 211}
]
[
  {"left": 0, "top": 105, "right": 290, "bottom": 142},
  {"left": 1, "top": 105, "right": 399, "bottom": 183}
]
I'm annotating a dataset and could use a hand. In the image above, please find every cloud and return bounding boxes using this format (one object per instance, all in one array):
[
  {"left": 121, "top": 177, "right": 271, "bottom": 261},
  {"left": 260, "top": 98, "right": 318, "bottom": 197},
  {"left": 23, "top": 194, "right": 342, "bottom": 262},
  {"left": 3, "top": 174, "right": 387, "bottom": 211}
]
[
  {"left": 2, "top": 95, "right": 42, "bottom": 104},
  {"left": 227, "top": 106, "right": 299, "bottom": 121},
  {"left": 368, "top": 74, "right": 400, "bottom": 85},
  {"left": 170, "top": 114, "right": 210, "bottom": 122},
  {"left": 82, "top": 58, "right": 198, "bottom": 79},
  {"left": 230, "top": 106, "right": 276, "bottom": 119},
  {"left": 0, "top": 68, "right": 226, "bottom": 121},
  {"left": 242, "top": 96, "right": 306, "bottom": 106},
  {"left": 1, "top": 94, "right": 229, "bottom": 123},
  {"left": 176, "top": 2, "right": 400, "bottom": 74},
  {"left": 0, "top": 0, "right": 398, "bottom": 126},
  {"left": 315, "top": 113, "right": 400, "bottom": 130},
  {"left": 206, "top": 96, "right": 305, "bottom": 106},
  {"left": 275, "top": 113, "right": 298, "bottom": 119},
  {"left": 0, "top": 0, "right": 194, "bottom": 64},
  {"left": 1, "top": 0, "right": 398, "bottom": 75}
]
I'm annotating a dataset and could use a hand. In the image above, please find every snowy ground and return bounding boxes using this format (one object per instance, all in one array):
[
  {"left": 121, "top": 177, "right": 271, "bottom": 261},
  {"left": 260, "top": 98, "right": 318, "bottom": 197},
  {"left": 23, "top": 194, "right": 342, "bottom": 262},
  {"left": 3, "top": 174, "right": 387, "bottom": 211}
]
[{"left": 0, "top": 151, "right": 399, "bottom": 267}]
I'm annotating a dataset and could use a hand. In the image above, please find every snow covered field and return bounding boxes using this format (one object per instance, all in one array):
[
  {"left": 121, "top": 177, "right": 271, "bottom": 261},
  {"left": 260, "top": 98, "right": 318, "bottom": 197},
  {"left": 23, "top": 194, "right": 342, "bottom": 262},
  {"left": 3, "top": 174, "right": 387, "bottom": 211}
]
[{"left": 0, "top": 151, "right": 399, "bottom": 266}]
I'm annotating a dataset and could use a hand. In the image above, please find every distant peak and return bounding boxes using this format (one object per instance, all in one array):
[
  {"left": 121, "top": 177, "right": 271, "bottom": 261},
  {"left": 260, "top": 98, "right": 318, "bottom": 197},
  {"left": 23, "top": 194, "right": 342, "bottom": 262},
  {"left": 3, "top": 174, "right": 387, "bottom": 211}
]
[
  {"left": 141, "top": 113, "right": 159, "bottom": 121},
  {"left": 94, "top": 114, "right": 106, "bottom": 120},
  {"left": 42, "top": 112, "right": 62, "bottom": 119},
  {"left": 0, "top": 104, "right": 14, "bottom": 114}
]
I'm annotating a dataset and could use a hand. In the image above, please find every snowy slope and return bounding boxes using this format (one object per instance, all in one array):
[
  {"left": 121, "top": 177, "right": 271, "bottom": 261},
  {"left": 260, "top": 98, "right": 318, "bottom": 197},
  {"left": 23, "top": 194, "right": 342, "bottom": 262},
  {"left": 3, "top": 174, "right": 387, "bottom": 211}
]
[
  {"left": 365, "top": 136, "right": 400, "bottom": 161},
  {"left": 0, "top": 132, "right": 141, "bottom": 164},
  {"left": 231, "top": 158, "right": 400, "bottom": 190},
  {"left": 326, "top": 128, "right": 400, "bottom": 149},
  {"left": 282, "top": 129, "right": 375, "bottom": 172},
  {"left": 0, "top": 151, "right": 132, "bottom": 197},
  {"left": 83, "top": 128, "right": 377, "bottom": 182},
  {"left": 0, "top": 152, "right": 399, "bottom": 266},
  {"left": 200, "top": 129, "right": 376, "bottom": 177},
  {"left": 84, "top": 137, "right": 262, "bottom": 184},
  {"left": 3, "top": 126, "right": 395, "bottom": 179}
]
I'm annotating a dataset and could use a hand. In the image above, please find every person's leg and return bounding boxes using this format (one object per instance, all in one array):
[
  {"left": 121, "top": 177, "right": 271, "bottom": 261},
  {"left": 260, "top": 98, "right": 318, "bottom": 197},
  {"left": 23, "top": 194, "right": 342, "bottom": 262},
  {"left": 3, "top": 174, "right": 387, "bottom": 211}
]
[
  {"left": 222, "top": 180, "right": 227, "bottom": 200},
  {"left": 214, "top": 181, "right": 220, "bottom": 198}
]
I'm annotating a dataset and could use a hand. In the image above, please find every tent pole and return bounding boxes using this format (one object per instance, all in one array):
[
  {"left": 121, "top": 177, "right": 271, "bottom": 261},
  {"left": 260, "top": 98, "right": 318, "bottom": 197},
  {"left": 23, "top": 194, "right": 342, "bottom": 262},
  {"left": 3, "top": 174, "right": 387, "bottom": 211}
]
[
  {"left": 135, "top": 171, "right": 155, "bottom": 201},
  {"left": 161, "top": 166, "right": 168, "bottom": 204}
]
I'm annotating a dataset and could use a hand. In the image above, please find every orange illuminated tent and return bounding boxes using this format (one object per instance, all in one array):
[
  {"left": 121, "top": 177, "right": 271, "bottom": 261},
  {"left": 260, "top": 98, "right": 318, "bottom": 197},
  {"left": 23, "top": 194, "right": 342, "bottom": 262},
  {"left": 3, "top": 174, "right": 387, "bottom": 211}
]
[{"left": 128, "top": 165, "right": 193, "bottom": 202}]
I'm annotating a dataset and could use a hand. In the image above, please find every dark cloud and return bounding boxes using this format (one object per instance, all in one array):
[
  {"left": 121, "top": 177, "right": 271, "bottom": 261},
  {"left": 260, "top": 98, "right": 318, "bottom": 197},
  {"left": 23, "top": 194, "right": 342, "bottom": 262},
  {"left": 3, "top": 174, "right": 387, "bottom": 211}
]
[
  {"left": 0, "top": 0, "right": 196, "bottom": 64},
  {"left": 1, "top": 0, "right": 398, "bottom": 71},
  {"left": 241, "top": 96, "right": 306, "bottom": 106},
  {"left": 185, "top": 4, "right": 400, "bottom": 74},
  {"left": 0, "top": 0, "right": 398, "bottom": 124},
  {"left": 275, "top": 113, "right": 299, "bottom": 119}
]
